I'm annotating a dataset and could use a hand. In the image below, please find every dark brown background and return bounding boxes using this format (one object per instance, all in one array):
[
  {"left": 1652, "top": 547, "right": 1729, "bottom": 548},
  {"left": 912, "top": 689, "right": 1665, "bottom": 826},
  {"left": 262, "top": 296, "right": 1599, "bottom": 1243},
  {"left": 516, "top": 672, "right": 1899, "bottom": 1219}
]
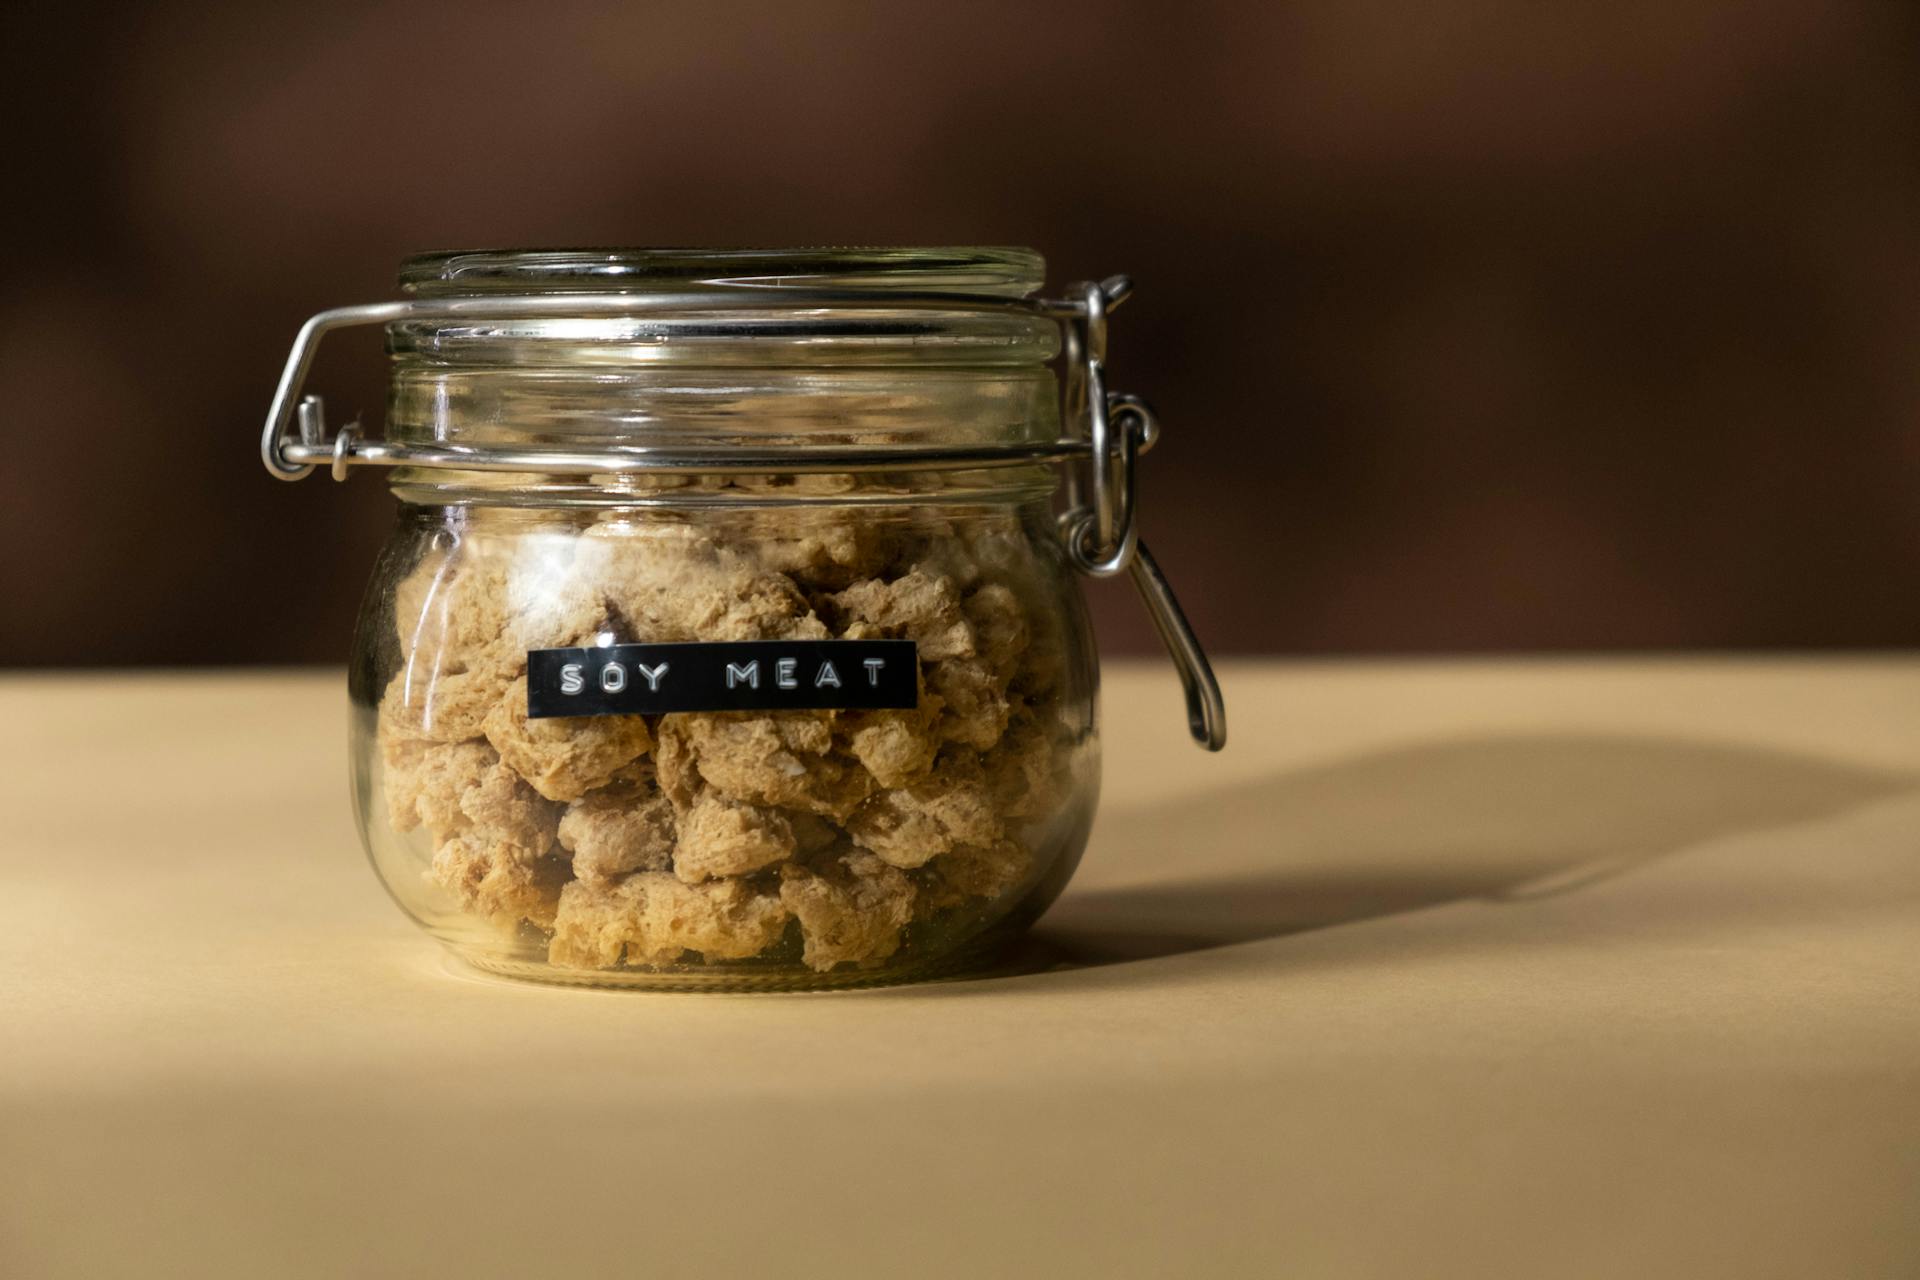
[{"left": 3, "top": 0, "right": 1917, "bottom": 665}]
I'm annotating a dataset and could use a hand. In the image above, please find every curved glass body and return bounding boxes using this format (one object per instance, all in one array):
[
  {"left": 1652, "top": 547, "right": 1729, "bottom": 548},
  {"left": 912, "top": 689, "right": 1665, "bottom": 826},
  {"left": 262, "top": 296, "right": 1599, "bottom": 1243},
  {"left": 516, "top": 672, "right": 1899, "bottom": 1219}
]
[{"left": 344, "top": 249, "right": 1102, "bottom": 989}]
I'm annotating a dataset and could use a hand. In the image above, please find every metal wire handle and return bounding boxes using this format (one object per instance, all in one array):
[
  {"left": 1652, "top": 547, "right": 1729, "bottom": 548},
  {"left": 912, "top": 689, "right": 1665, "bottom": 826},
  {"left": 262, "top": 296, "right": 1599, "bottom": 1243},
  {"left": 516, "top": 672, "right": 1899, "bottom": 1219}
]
[
  {"left": 260, "top": 279, "right": 1225, "bottom": 750},
  {"left": 1053, "top": 278, "right": 1226, "bottom": 750}
]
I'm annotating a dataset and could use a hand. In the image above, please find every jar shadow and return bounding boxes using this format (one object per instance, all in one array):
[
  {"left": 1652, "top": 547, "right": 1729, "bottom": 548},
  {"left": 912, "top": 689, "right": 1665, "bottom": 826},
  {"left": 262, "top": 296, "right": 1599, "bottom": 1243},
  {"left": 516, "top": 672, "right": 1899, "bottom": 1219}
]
[{"left": 979, "top": 733, "right": 1917, "bottom": 978}]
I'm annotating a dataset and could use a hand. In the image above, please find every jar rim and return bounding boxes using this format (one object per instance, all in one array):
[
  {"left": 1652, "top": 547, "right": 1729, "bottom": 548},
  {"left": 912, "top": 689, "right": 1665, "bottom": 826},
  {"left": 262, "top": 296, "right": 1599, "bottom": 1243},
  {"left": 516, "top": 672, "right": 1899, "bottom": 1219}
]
[{"left": 399, "top": 247, "right": 1048, "bottom": 299}]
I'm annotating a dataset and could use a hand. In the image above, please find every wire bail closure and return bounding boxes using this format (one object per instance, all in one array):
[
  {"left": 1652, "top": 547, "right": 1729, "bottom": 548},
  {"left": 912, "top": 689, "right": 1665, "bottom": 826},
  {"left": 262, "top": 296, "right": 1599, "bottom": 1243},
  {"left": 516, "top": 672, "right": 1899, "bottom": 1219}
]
[
  {"left": 260, "top": 278, "right": 1225, "bottom": 750},
  {"left": 1052, "top": 279, "right": 1226, "bottom": 750}
]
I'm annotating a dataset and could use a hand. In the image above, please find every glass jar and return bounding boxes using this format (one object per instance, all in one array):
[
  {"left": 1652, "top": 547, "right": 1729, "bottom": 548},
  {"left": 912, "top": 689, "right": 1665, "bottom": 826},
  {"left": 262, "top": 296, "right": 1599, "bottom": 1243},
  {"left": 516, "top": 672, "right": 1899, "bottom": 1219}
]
[{"left": 262, "top": 247, "right": 1223, "bottom": 990}]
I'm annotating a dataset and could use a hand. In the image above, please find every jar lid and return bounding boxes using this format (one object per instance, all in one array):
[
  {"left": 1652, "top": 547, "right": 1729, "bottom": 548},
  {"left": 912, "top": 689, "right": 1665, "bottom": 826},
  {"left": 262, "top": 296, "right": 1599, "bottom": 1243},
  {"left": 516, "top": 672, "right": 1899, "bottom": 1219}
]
[
  {"left": 386, "top": 246, "right": 1060, "bottom": 370},
  {"left": 399, "top": 247, "right": 1047, "bottom": 300}
]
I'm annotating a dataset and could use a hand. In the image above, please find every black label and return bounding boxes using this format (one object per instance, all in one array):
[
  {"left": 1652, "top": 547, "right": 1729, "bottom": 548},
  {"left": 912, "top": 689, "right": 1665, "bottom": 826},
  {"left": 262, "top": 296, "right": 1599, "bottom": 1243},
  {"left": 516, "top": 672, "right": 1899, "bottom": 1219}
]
[{"left": 526, "top": 639, "right": 918, "bottom": 719}]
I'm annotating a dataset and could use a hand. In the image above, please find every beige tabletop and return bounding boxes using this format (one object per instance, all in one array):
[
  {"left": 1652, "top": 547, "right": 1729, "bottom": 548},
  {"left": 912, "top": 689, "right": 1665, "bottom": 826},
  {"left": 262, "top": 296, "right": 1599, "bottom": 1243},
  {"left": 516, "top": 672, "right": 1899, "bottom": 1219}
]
[{"left": 3, "top": 659, "right": 1918, "bottom": 1278}]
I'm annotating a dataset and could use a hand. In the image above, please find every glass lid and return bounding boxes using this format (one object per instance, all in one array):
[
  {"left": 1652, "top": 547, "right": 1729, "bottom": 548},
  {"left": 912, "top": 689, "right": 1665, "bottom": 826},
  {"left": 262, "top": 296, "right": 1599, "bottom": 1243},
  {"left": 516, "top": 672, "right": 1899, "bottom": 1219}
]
[{"left": 399, "top": 247, "right": 1048, "bottom": 299}]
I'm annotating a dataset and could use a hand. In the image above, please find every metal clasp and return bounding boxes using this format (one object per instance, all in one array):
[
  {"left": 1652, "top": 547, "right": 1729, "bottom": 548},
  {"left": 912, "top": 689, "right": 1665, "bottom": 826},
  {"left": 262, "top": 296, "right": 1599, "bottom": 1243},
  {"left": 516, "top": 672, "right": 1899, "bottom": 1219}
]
[{"left": 1051, "top": 278, "right": 1227, "bottom": 751}]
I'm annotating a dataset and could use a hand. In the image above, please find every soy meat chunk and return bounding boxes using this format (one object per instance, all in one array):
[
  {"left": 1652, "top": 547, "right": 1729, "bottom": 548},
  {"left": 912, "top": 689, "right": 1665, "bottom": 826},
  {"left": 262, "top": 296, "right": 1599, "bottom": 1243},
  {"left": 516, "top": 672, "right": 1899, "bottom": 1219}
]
[
  {"left": 718, "top": 493, "right": 891, "bottom": 588},
  {"left": 430, "top": 830, "right": 566, "bottom": 931},
  {"left": 986, "top": 710, "right": 1064, "bottom": 820},
  {"left": 673, "top": 791, "right": 797, "bottom": 882},
  {"left": 547, "top": 873, "right": 792, "bottom": 969},
  {"left": 458, "top": 758, "right": 563, "bottom": 862},
  {"left": 956, "top": 521, "right": 1069, "bottom": 698},
  {"left": 753, "top": 516, "right": 891, "bottom": 589},
  {"left": 839, "top": 697, "right": 944, "bottom": 788},
  {"left": 962, "top": 582, "right": 1030, "bottom": 682},
  {"left": 699, "top": 708, "right": 834, "bottom": 757},
  {"left": 559, "top": 787, "right": 677, "bottom": 884},
  {"left": 470, "top": 530, "right": 620, "bottom": 663},
  {"left": 482, "top": 676, "right": 653, "bottom": 802},
  {"left": 390, "top": 543, "right": 500, "bottom": 664},
  {"left": 928, "top": 657, "right": 1012, "bottom": 751},
  {"left": 961, "top": 518, "right": 1045, "bottom": 587},
  {"left": 845, "top": 752, "right": 1001, "bottom": 869},
  {"left": 904, "top": 513, "right": 1036, "bottom": 593},
  {"left": 382, "top": 666, "right": 514, "bottom": 746},
  {"left": 653, "top": 718, "right": 702, "bottom": 812},
  {"left": 828, "top": 569, "right": 976, "bottom": 660},
  {"left": 633, "top": 874, "right": 785, "bottom": 963},
  {"left": 378, "top": 706, "right": 557, "bottom": 856},
  {"left": 672, "top": 711, "right": 873, "bottom": 820},
  {"left": 546, "top": 881, "right": 634, "bottom": 969},
  {"left": 778, "top": 852, "right": 917, "bottom": 971},
  {"left": 582, "top": 521, "right": 827, "bottom": 642},
  {"left": 885, "top": 513, "right": 975, "bottom": 587},
  {"left": 919, "top": 838, "right": 1035, "bottom": 914},
  {"left": 486, "top": 569, "right": 617, "bottom": 665},
  {"left": 388, "top": 534, "right": 613, "bottom": 742},
  {"left": 382, "top": 737, "right": 496, "bottom": 835}
]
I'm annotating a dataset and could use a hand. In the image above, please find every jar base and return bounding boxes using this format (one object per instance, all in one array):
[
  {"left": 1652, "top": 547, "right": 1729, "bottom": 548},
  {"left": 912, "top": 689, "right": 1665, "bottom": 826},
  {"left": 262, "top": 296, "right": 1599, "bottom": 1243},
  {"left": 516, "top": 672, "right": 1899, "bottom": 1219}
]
[{"left": 449, "top": 925, "right": 1036, "bottom": 993}]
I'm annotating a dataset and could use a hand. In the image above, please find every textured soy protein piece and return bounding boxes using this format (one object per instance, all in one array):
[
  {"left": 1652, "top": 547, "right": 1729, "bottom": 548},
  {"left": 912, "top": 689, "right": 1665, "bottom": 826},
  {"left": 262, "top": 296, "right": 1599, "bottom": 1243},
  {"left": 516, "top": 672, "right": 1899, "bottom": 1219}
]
[
  {"left": 581, "top": 521, "right": 828, "bottom": 643},
  {"left": 559, "top": 785, "right": 677, "bottom": 883},
  {"left": 725, "top": 493, "right": 892, "bottom": 589},
  {"left": 779, "top": 852, "right": 917, "bottom": 971},
  {"left": 382, "top": 667, "right": 510, "bottom": 745},
  {"left": 927, "top": 657, "right": 1012, "bottom": 750},
  {"left": 458, "top": 757, "right": 563, "bottom": 862},
  {"left": 963, "top": 582, "right": 1030, "bottom": 680},
  {"left": 670, "top": 711, "right": 874, "bottom": 820},
  {"left": 386, "top": 532, "right": 617, "bottom": 743},
  {"left": 382, "top": 737, "right": 495, "bottom": 834},
  {"left": 845, "top": 752, "right": 1001, "bottom": 869},
  {"left": 829, "top": 569, "right": 976, "bottom": 661},
  {"left": 987, "top": 708, "right": 1065, "bottom": 819},
  {"left": 651, "top": 717, "right": 702, "bottom": 812},
  {"left": 548, "top": 872, "right": 793, "bottom": 968},
  {"left": 838, "top": 696, "right": 944, "bottom": 788},
  {"left": 430, "top": 830, "right": 567, "bottom": 931},
  {"left": 918, "top": 837, "right": 1035, "bottom": 915},
  {"left": 483, "top": 676, "right": 654, "bottom": 802},
  {"left": 672, "top": 791, "right": 798, "bottom": 883}
]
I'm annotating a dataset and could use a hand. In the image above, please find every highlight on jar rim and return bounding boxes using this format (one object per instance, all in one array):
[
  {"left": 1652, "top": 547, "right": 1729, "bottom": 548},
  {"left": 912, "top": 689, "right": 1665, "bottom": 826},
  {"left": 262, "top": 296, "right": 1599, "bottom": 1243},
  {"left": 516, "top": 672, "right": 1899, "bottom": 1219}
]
[{"left": 262, "top": 246, "right": 1225, "bottom": 990}]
